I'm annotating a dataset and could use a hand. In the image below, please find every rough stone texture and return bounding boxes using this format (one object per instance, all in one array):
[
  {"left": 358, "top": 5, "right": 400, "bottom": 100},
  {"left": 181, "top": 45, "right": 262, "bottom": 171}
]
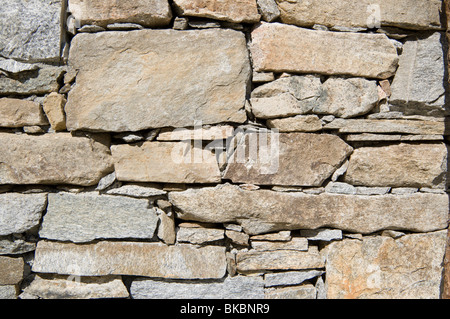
[
  {"left": 326, "top": 231, "right": 448, "bottom": 299},
  {"left": 0, "top": 256, "right": 24, "bottom": 285},
  {"left": 251, "top": 231, "right": 291, "bottom": 242},
  {"left": 33, "top": 241, "right": 227, "bottom": 279},
  {"left": 299, "top": 229, "right": 343, "bottom": 242},
  {"left": 0, "top": 58, "right": 39, "bottom": 74},
  {"left": 266, "top": 116, "right": 322, "bottom": 132},
  {"left": 131, "top": 276, "right": 265, "bottom": 299},
  {"left": 264, "top": 270, "right": 324, "bottom": 287},
  {"left": 0, "top": 285, "right": 17, "bottom": 299},
  {"left": 226, "top": 230, "right": 250, "bottom": 246},
  {"left": 0, "top": 133, "right": 114, "bottom": 186},
  {"left": 0, "top": 236, "right": 36, "bottom": 255},
  {"left": 157, "top": 125, "right": 235, "bottom": 141},
  {"left": 251, "top": 238, "right": 308, "bottom": 251},
  {"left": 169, "top": 184, "right": 449, "bottom": 235},
  {"left": 223, "top": 133, "right": 353, "bottom": 186},
  {"left": 0, "top": 193, "right": 47, "bottom": 236},
  {"left": 390, "top": 32, "right": 448, "bottom": 116},
  {"left": 177, "top": 227, "right": 225, "bottom": 244},
  {"left": 265, "top": 284, "right": 317, "bottom": 299},
  {"left": 173, "top": 0, "right": 260, "bottom": 23},
  {"left": 250, "top": 23, "right": 399, "bottom": 79},
  {"left": 0, "top": 98, "right": 48, "bottom": 128},
  {"left": 22, "top": 275, "right": 129, "bottom": 299},
  {"left": 43, "top": 93, "right": 67, "bottom": 131},
  {"left": 275, "top": 0, "right": 443, "bottom": 31},
  {"left": 66, "top": 29, "right": 249, "bottom": 132},
  {"left": 0, "top": 0, "right": 63, "bottom": 62},
  {"left": 344, "top": 143, "right": 448, "bottom": 188},
  {"left": 157, "top": 209, "right": 176, "bottom": 245},
  {"left": 111, "top": 142, "right": 221, "bottom": 184},
  {"left": 68, "top": 0, "right": 172, "bottom": 27},
  {"left": 257, "top": 0, "right": 280, "bottom": 22},
  {"left": 105, "top": 184, "right": 167, "bottom": 198},
  {"left": 39, "top": 193, "right": 159, "bottom": 243}
]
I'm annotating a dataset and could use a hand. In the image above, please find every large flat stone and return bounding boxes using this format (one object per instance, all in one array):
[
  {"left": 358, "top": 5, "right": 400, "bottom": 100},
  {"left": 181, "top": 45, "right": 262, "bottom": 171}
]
[
  {"left": 66, "top": 29, "right": 249, "bottom": 132},
  {"left": 0, "top": 193, "right": 47, "bottom": 236},
  {"left": 0, "top": 98, "right": 48, "bottom": 128},
  {"left": 32, "top": 241, "right": 227, "bottom": 279},
  {"left": 275, "top": 0, "right": 443, "bottom": 31},
  {"left": 68, "top": 0, "right": 172, "bottom": 27},
  {"left": 111, "top": 142, "right": 221, "bottom": 184},
  {"left": 0, "top": 133, "right": 113, "bottom": 186},
  {"left": 39, "top": 193, "right": 159, "bottom": 243},
  {"left": 223, "top": 133, "right": 353, "bottom": 186},
  {"left": 250, "top": 23, "right": 398, "bottom": 79},
  {"left": 325, "top": 231, "right": 448, "bottom": 299},
  {"left": 169, "top": 184, "right": 449, "bottom": 235},
  {"left": 343, "top": 143, "right": 448, "bottom": 188},
  {"left": 0, "top": 0, "right": 63, "bottom": 62}
]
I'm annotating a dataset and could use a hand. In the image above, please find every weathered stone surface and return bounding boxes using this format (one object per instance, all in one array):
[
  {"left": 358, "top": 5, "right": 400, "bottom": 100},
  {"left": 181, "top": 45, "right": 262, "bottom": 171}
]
[
  {"left": 106, "top": 184, "right": 167, "bottom": 198},
  {"left": 66, "top": 29, "right": 249, "bottom": 132},
  {"left": 390, "top": 32, "right": 447, "bottom": 116},
  {"left": 0, "top": 98, "right": 48, "bottom": 128},
  {"left": 226, "top": 230, "right": 250, "bottom": 246},
  {"left": 251, "top": 238, "right": 308, "bottom": 251},
  {"left": 157, "top": 209, "right": 176, "bottom": 245},
  {"left": 0, "top": 58, "right": 39, "bottom": 74},
  {"left": 267, "top": 115, "right": 322, "bottom": 132},
  {"left": 33, "top": 241, "right": 227, "bottom": 279},
  {"left": 169, "top": 184, "right": 449, "bottom": 235},
  {"left": 173, "top": 0, "right": 260, "bottom": 23},
  {"left": 299, "top": 229, "right": 343, "bottom": 242},
  {"left": 0, "top": 133, "right": 113, "bottom": 186},
  {"left": 0, "top": 256, "right": 24, "bottom": 285},
  {"left": 265, "top": 284, "right": 316, "bottom": 299},
  {"left": 39, "top": 193, "right": 159, "bottom": 243},
  {"left": 236, "top": 246, "right": 325, "bottom": 273},
  {"left": 177, "top": 227, "right": 225, "bottom": 244},
  {"left": 111, "top": 142, "right": 221, "bottom": 184},
  {"left": 344, "top": 143, "right": 448, "bottom": 188},
  {"left": 0, "top": 0, "right": 63, "bottom": 62},
  {"left": 275, "top": 0, "right": 443, "bottom": 31},
  {"left": 0, "top": 193, "right": 47, "bottom": 236},
  {"left": 257, "top": 0, "right": 280, "bottom": 22},
  {"left": 326, "top": 231, "right": 448, "bottom": 299},
  {"left": 22, "top": 275, "right": 129, "bottom": 299},
  {"left": 157, "top": 125, "right": 235, "bottom": 141},
  {"left": 251, "top": 231, "right": 291, "bottom": 242},
  {"left": 43, "top": 93, "right": 67, "bottom": 131},
  {"left": 0, "top": 285, "right": 17, "bottom": 299},
  {"left": 344, "top": 134, "right": 444, "bottom": 142},
  {"left": 250, "top": 23, "right": 398, "bottom": 79},
  {"left": 131, "top": 276, "right": 265, "bottom": 299},
  {"left": 325, "top": 182, "right": 356, "bottom": 195},
  {"left": 223, "top": 133, "right": 353, "bottom": 186},
  {"left": 68, "top": 0, "right": 172, "bottom": 27},
  {"left": 0, "top": 236, "right": 36, "bottom": 255},
  {"left": 265, "top": 270, "right": 324, "bottom": 287}
]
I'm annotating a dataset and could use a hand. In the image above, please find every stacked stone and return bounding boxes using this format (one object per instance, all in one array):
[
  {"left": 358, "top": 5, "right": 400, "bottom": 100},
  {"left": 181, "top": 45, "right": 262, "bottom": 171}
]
[{"left": 0, "top": 0, "right": 449, "bottom": 299}]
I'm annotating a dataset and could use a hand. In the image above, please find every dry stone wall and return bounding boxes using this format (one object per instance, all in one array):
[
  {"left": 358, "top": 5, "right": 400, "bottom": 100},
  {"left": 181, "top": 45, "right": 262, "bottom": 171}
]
[{"left": 0, "top": 0, "right": 449, "bottom": 299}]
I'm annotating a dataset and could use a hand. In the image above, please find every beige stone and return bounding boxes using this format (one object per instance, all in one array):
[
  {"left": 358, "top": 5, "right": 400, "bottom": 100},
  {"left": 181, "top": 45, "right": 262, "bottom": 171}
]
[
  {"left": 0, "top": 256, "right": 24, "bottom": 285},
  {"left": 32, "top": 241, "right": 227, "bottom": 279},
  {"left": 68, "top": 0, "right": 172, "bottom": 27},
  {"left": 66, "top": 29, "right": 249, "bottom": 132},
  {"left": 250, "top": 23, "right": 398, "bottom": 79},
  {"left": 251, "top": 238, "right": 308, "bottom": 251},
  {"left": 43, "top": 93, "right": 67, "bottom": 131},
  {"left": 225, "top": 230, "right": 250, "bottom": 246},
  {"left": 325, "top": 231, "right": 448, "bottom": 299},
  {"left": 157, "top": 125, "right": 235, "bottom": 141},
  {"left": 173, "top": 0, "right": 260, "bottom": 23},
  {"left": 266, "top": 115, "right": 322, "bottom": 132},
  {"left": 157, "top": 209, "right": 176, "bottom": 245},
  {"left": 251, "top": 231, "right": 291, "bottom": 241},
  {"left": 111, "top": 141, "right": 221, "bottom": 184},
  {"left": 0, "top": 98, "right": 48, "bottom": 127},
  {"left": 265, "top": 284, "right": 316, "bottom": 299},
  {"left": 177, "top": 227, "right": 224, "bottom": 244},
  {"left": 344, "top": 143, "right": 448, "bottom": 188}
]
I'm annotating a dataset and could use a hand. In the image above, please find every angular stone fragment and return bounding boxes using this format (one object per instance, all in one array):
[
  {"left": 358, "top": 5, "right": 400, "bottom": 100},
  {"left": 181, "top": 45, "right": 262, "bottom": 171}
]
[
  {"left": 131, "top": 276, "right": 265, "bottom": 299},
  {"left": 267, "top": 115, "right": 322, "bottom": 132},
  {"left": 265, "top": 284, "right": 316, "bottom": 299},
  {"left": 0, "top": 98, "right": 48, "bottom": 128},
  {"left": 157, "top": 209, "right": 176, "bottom": 245},
  {"left": 105, "top": 184, "right": 167, "bottom": 198},
  {"left": 66, "top": 29, "right": 249, "bottom": 132},
  {"left": 0, "top": 285, "right": 16, "bottom": 299},
  {"left": 39, "top": 193, "right": 159, "bottom": 243},
  {"left": 251, "top": 238, "right": 308, "bottom": 251},
  {"left": 251, "top": 231, "right": 291, "bottom": 241},
  {"left": 157, "top": 125, "right": 235, "bottom": 141},
  {"left": 250, "top": 23, "right": 398, "bottom": 79},
  {"left": 0, "top": 0, "right": 63, "bottom": 62},
  {"left": 299, "top": 229, "right": 343, "bottom": 242},
  {"left": 0, "top": 236, "right": 36, "bottom": 255},
  {"left": 326, "top": 231, "right": 448, "bottom": 299},
  {"left": 275, "top": 0, "right": 443, "bottom": 30},
  {"left": 43, "top": 93, "right": 67, "bottom": 131},
  {"left": 169, "top": 184, "right": 449, "bottom": 235},
  {"left": 0, "top": 133, "right": 113, "bottom": 186},
  {"left": 344, "top": 143, "right": 448, "bottom": 188},
  {"left": 22, "top": 275, "right": 129, "bottom": 299},
  {"left": 177, "top": 227, "right": 225, "bottom": 244},
  {"left": 265, "top": 270, "right": 324, "bottom": 288},
  {"left": 257, "top": 0, "right": 280, "bottom": 22},
  {"left": 390, "top": 32, "right": 447, "bottom": 116},
  {"left": 0, "top": 256, "right": 24, "bottom": 285},
  {"left": 0, "top": 66, "right": 64, "bottom": 95},
  {"left": 173, "top": 0, "right": 260, "bottom": 23},
  {"left": 68, "top": 0, "right": 172, "bottom": 27},
  {"left": 111, "top": 142, "right": 221, "bottom": 184},
  {"left": 0, "top": 193, "right": 47, "bottom": 236},
  {"left": 0, "top": 58, "right": 39, "bottom": 74},
  {"left": 223, "top": 133, "right": 353, "bottom": 186},
  {"left": 33, "top": 241, "right": 227, "bottom": 279},
  {"left": 226, "top": 230, "right": 250, "bottom": 246}
]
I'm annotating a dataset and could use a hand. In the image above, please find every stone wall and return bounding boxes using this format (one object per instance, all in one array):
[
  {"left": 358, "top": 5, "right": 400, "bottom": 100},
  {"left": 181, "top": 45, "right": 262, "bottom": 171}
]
[{"left": 0, "top": 0, "right": 449, "bottom": 299}]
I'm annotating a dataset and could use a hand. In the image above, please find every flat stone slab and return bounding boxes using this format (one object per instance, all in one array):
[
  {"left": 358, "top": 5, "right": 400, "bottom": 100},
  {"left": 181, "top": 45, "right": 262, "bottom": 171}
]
[
  {"left": 0, "top": 256, "right": 24, "bottom": 285},
  {"left": 0, "top": 98, "right": 48, "bottom": 128},
  {"left": 66, "top": 29, "right": 249, "bottom": 132}
]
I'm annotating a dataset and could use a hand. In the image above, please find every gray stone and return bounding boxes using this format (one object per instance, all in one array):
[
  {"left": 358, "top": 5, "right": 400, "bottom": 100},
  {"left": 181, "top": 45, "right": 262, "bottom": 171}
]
[
  {"left": 131, "top": 276, "right": 265, "bottom": 299},
  {"left": 226, "top": 230, "right": 250, "bottom": 246},
  {"left": 266, "top": 115, "right": 323, "bottom": 132},
  {"left": 265, "top": 270, "right": 324, "bottom": 287},
  {"left": 95, "top": 172, "right": 117, "bottom": 191},
  {"left": 0, "top": 256, "right": 24, "bottom": 285},
  {"left": 177, "top": 227, "right": 225, "bottom": 244},
  {"left": 39, "top": 193, "right": 158, "bottom": 243},
  {"left": 0, "top": 58, "right": 39, "bottom": 74},
  {"left": 257, "top": 0, "right": 281, "bottom": 22},
  {"left": 251, "top": 231, "right": 291, "bottom": 242},
  {"left": 265, "top": 284, "right": 317, "bottom": 299},
  {"left": 331, "top": 160, "right": 349, "bottom": 182},
  {"left": 0, "top": 193, "right": 47, "bottom": 236},
  {"left": 157, "top": 209, "right": 176, "bottom": 245},
  {"left": 299, "top": 229, "right": 343, "bottom": 242},
  {"left": 0, "top": 236, "right": 36, "bottom": 255},
  {"left": 251, "top": 238, "right": 308, "bottom": 251},
  {"left": 355, "top": 187, "right": 391, "bottom": 196},
  {"left": 106, "top": 23, "right": 144, "bottom": 30},
  {"left": 315, "top": 276, "right": 327, "bottom": 299},
  {"left": 0, "top": 285, "right": 17, "bottom": 299},
  {"left": 391, "top": 188, "right": 419, "bottom": 195},
  {"left": 105, "top": 184, "right": 167, "bottom": 198},
  {"left": 325, "top": 182, "right": 356, "bottom": 195}
]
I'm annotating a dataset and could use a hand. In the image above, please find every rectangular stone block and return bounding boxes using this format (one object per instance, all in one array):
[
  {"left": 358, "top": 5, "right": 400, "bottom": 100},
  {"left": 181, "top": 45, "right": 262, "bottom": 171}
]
[
  {"left": 0, "top": 256, "right": 24, "bottom": 285},
  {"left": 0, "top": 98, "right": 48, "bottom": 128}
]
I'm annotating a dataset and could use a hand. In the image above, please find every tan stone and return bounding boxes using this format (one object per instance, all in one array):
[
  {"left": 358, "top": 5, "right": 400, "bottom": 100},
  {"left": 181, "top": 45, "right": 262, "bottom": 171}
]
[
  {"left": 157, "top": 125, "right": 235, "bottom": 141},
  {"left": 43, "top": 93, "right": 67, "bottom": 131},
  {"left": 173, "top": 0, "right": 260, "bottom": 23},
  {"left": 251, "top": 238, "right": 308, "bottom": 251},
  {"left": 225, "top": 230, "right": 250, "bottom": 246},
  {"left": 266, "top": 115, "right": 322, "bottom": 132},
  {"left": 0, "top": 133, "right": 113, "bottom": 186},
  {"left": 344, "top": 143, "right": 448, "bottom": 188},
  {"left": 265, "top": 284, "right": 316, "bottom": 299},
  {"left": 0, "top": 98, "right": 48, "bottom": 128},
  {"left": 251, "top": 231, "right": 291, "bottom": 241},
  {"left": 325, "top": 231, "right": 448, "bottom": 299},
  {"left": 111, "top": 141, "right": 221, "bottom": 184},
  {"left": 0, "top": 257, "right": 24, "bottom": 285},
  {"left": 250, "top": 23, "right": 398, "bottom": 79},
  {"left": 32, "top": 241, "right": 227, "bottom": 279},
  {"left": 68, "top": 0, "right": 172, "bottom": 27},
  {"left": 157, "top": 209, "right": 176, "bottom": 245},
  {"left": 169, "top": 184, "right": 449, "bottom": 235}
]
